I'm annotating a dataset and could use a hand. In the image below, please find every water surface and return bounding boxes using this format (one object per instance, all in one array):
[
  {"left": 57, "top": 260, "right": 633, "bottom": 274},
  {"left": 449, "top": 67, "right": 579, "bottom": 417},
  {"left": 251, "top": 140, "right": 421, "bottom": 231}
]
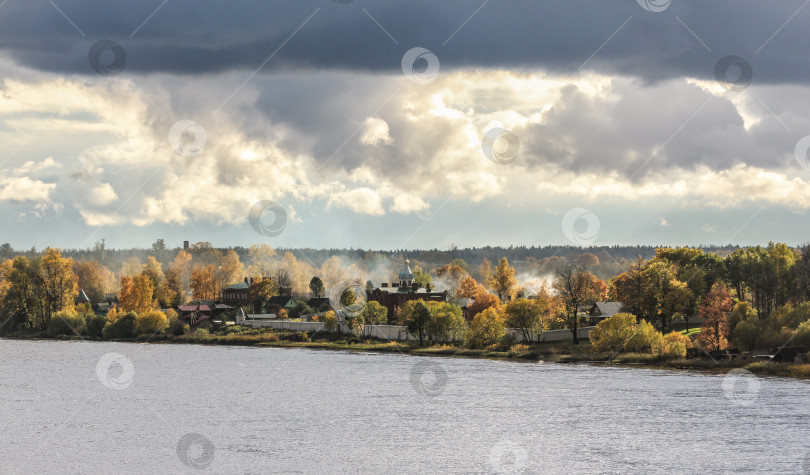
[{"left": 0, "top": 340, "right": 807, "bottom": 474}]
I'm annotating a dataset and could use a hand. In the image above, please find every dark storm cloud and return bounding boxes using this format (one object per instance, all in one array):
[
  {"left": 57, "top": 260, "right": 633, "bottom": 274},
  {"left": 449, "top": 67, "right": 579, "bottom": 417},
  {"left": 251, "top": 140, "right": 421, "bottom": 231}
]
[{"left": 1, "top": 0, "right": 809, "bottom": 84}]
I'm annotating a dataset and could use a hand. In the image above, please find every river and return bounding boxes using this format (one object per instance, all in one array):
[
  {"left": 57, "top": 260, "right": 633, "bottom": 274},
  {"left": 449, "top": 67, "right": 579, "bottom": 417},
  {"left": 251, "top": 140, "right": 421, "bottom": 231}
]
[{"left": 0, "top": 339, "right": 808, "bottom": 474}]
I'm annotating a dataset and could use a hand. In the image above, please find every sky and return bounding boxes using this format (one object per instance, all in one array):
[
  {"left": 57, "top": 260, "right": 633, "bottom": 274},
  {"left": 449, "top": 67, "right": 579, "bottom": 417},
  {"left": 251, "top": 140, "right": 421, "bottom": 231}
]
[{"left": 1, "top": 0, "right": 810, "bottom": 251}]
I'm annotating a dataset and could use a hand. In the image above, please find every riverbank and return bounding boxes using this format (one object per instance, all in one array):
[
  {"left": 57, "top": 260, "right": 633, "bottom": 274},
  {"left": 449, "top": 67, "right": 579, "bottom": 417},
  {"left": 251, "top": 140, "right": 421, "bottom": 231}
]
[{"left": 3, "top": 326, "right": 808, "bottom": 380}]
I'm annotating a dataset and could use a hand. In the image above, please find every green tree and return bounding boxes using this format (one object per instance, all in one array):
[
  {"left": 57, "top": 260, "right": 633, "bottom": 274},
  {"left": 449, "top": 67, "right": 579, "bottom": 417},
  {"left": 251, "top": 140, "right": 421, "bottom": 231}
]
[
  {"left": 340, "top": 288, "right": 357, "bottom": 307},
  {"left": 424, "top": 301, "right": 466, "bottom": 343},
  {"left": 412, "top": 266, "right": 433, "bottom": 287},
  {"left": 362, "top": 301, "right": 388, "bottom": 326},
  {"left": 309, "top": 276, "right": 325, "bottom": 298},
  {"left": 406, "top": 301, "right": 431, "bottom": 346}
]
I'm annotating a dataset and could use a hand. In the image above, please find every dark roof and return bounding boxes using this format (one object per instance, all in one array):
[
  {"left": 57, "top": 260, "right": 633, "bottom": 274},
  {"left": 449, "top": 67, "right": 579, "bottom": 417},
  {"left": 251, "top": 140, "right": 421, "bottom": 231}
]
[
  {"left": 225, "top": 282, "right": 249, "bottom": 290},
  {"left": 75, "top": 289, "right": 91, "bottom": 304},
  {"left": 179, "top": 304, "right": 211, "bottom": 312},
  {"left": 307, "top": 297, "right": 332, "bottom": 310},
  {"left": 267, "top": 295, "right": 297, "bottom": 307},
  {"left": 590, "top": 302, "right": 625, "bottom": 318}
]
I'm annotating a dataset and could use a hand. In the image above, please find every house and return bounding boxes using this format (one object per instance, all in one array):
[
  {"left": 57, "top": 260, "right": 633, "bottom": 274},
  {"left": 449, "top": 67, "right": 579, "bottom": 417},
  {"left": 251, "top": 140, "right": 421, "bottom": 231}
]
[
  {"left": 97, "top": 293, "right": 119, "bottom": 313},
  {"left": 366, "top": 258, "right": 448, "bottom": 324},
  {"left": 265, "top": 295, "right": 298, "bottom": 311},
  {"left": 75, "top": 289, "right": 91, "bottom": 306},
  {"left": 222, "top": 278, "right": 251, "bottom": 307},
  {"left": 587, "top": 302, "right": 625, "bottom": 325},
  {"left": 306, "top": 297, "right": 333, "bottom": 313},
  {"left": 177, "top": 300, "right": 232, "bottom": 322}
]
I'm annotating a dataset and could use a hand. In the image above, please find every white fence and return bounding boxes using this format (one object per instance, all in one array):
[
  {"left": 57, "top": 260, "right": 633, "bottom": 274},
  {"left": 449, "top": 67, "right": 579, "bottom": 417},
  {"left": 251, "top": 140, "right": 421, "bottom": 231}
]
[{"left": 241, "top": 318, "right": 592, "bottom": 342}]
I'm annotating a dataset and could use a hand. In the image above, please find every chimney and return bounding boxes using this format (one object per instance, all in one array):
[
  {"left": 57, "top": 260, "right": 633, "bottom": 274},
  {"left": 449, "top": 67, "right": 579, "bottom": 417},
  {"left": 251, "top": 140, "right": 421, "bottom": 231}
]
[
  {"left": 249, "top": 277, "right": 254, "bottom": 285},
  {"left": 183, "top": 240, "right": 189, "bottom": 250},
  {"left": 244, "top": 277, "right": 248, "bottom": 284}
]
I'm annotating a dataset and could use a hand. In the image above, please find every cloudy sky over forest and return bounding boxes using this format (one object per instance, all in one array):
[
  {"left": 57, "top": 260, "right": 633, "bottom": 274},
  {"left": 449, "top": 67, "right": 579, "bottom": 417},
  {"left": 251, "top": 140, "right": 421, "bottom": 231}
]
[{"left": 1, "top": 0, "right": 810, "bottom": 250}]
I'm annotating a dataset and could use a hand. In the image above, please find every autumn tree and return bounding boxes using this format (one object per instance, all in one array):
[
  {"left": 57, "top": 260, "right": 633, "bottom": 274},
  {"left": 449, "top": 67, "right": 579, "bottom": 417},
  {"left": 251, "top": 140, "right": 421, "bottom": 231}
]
[
  {"left": 74, "top": 260, "right": 107, "bottom": 303},
  {"left": 478, "top": 258, "right": 493, "bottom": 287},
  {"left": 489, "top": 257, "right": 518, "bottom": 301},
  {"left": 248, "top": 276, "right": 277, "bottom": 313},
  {"left": 309, "top": 276, "right": 325, "bottom": 298},
  {"left": 466, "top": 287, "right": 501, "bottom": 320},
  {"left": 190, "top": 265, "right": 220, "bottom": 301},
  {"left": 455, "top": 276, "right": 480, "bottom": 299},
  {"left": 434, "top": 264, "right": 468, "bottom": 292},
  {"left": 697, "top": 283, "right": 734, "bottom": 351},
  {"left": 120, "top": 257, "right": 144, "bottom": 277},
  {"left": 504, "top": 298, "right": 547, "bottom": 343},
  {"left": 553, "top": 264, "right": 601, "bottom": 344},
  {"left": 247, "top": 244, "right": 277, "bottom": 279},
  {"left": 218, "top": 250, "right": 245, "bottom": 286},
  {"left": 170, "top": 250, "right": 193, "bottom": 300},
  {"left": 119, "top": 274, "right": 155, "bottom": 314},
  {"left": 465, "top": 307, "right": 507, "bottom": 349},
  {"left": 41, "top": 248, "right": 78, "bottom": 325},
  {"left": 1, "top": 256, "right": 44, "bottom": 329}
]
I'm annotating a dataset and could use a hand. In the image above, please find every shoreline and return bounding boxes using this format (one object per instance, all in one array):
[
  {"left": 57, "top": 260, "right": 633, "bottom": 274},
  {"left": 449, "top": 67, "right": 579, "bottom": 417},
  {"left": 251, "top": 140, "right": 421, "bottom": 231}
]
[{"left": 3, "top": 330, "right": 808, "bottom": 380}]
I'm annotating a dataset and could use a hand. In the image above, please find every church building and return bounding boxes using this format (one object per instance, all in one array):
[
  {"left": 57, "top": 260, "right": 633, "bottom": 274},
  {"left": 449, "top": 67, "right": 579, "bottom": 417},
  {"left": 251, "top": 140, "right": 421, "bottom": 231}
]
[{"left": 366, "top": 258, "right": 448, "bottom": 324}]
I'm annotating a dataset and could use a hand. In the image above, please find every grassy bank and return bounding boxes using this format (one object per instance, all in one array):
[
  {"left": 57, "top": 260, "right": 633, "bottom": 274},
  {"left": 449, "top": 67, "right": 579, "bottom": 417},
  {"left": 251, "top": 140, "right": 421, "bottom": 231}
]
[{"left": 3, "top": 325, "right": 807, "bottom": 380}]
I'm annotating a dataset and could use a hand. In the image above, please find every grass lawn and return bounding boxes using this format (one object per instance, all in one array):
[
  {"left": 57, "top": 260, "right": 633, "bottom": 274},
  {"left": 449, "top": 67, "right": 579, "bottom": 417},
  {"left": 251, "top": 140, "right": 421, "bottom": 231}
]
[{"left": 681, "top": 328, "right": 701, "bottom": 337}]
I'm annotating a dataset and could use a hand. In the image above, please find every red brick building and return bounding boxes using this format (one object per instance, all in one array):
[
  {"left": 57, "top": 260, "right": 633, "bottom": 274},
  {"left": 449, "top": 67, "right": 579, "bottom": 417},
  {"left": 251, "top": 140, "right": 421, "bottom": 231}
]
[{"left": 366, "top": 258, "right": 447, "bottom": 323}]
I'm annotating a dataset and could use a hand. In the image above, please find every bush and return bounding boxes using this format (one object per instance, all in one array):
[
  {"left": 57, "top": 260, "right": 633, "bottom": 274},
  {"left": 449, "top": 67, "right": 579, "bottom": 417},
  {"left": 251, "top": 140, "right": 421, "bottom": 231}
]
[
  {"left": 589, "top": 313, "right": 638, "bottom": 353},
  {"left": 323, "top": 311, "right": 338, "bottom": 332},
  {"left": 509, "top": 344, "right": 530, "bottom": 356},
  {"left": 169, "top": 317, "right": 189, "bottom": 336},
  {"left": 464, "top": 307, "right": 506, "bottom": 349},
  {"left": 732, "top": 315, "right": 762, "bottom": 350},
  {"left": 136, "top": 310, "right": 169, "bottom": 335},
  {"left": 626, "top": 320, "right": 663, "bottom": 354},
  {"left": 102, "top": 312, "right": 137, "bottom": 340},
  {"left": 662, "top": 331, "right": 690, "bottom": 358},
  {"left": 791, "top": 320, "right": 810, "bottom": 349},
  {"left": 48, "top": 310, "right": 85, "bottom": 337},
  {"left": 85, "top": 315, "right": 107, "bottom": 339}
]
